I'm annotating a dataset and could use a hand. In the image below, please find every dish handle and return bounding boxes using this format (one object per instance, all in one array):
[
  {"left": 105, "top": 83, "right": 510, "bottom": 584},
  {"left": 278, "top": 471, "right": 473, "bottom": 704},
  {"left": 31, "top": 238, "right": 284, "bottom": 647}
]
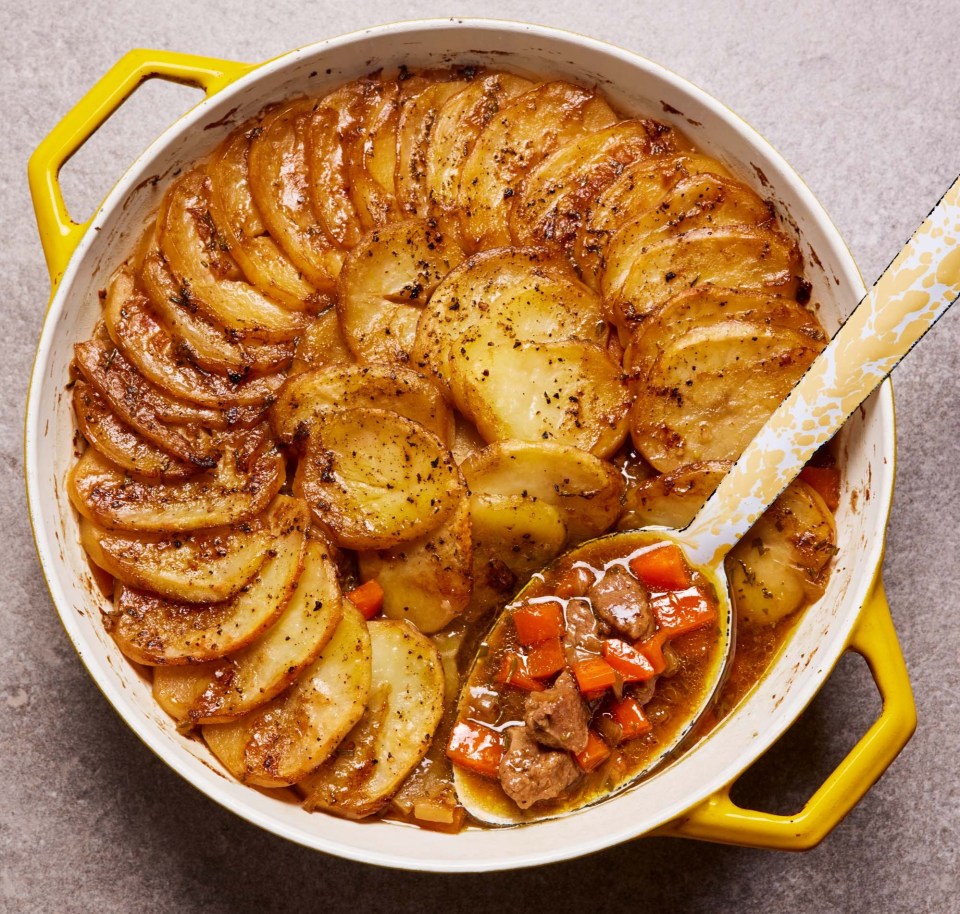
[
  {"left": 27, "top": 48, "right": 255, "bottom": 289},
  {"left": 657, "top": 578, "right": 915, "bottom": 850}
]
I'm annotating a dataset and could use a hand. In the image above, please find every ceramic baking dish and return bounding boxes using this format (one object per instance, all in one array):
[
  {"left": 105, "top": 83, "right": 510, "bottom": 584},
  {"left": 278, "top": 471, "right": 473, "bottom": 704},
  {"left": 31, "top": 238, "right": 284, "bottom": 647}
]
[{"left": 25, "top": 19, "right": 916, "bottom": 871}]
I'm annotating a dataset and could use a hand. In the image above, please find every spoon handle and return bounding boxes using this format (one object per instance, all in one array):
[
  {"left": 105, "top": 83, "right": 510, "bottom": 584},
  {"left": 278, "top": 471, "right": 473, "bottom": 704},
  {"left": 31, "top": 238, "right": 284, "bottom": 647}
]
[{"left": 684, "top": 175, "right": 960, "bottom": 567}]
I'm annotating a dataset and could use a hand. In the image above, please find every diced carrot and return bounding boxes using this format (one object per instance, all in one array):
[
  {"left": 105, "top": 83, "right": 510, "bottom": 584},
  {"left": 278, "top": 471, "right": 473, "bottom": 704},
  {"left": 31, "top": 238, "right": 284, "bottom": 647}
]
[
  {"left": 609, "top": 695, "right": 653, "bottom": 741},
  {"left": 525, "top": 637, "right": 566, "bottom": 678},
  {"left": 495, "top": 653, "right": 546, "bottom": 692},
  {"left": 635, "top": 632, "right": 668, "bottom": 675},
  {"left": 512, "top": 602, "right": 565, "bottom": 645},
  {"left": 629, "top": 544, "right": 690, "bottom": 590},
  {"left": 601, "top": 638, "right": 657, "bottom": 682},
  {"left": 651, "top": 588, "right": 717, "bottom": 636},
  {"left": 575, "top": 730, "right": 611, "bottom": 772},
  {"left": 571, "top": 656, "right": 618, "bottom": 694},
  {"left": 346, "top": 580, "right": 384, "bottom": 620},
  {"left": 553, "top": 566, "right": 593, "bottom": 598},
  {"left": 446, "top": 721, "right": 503, "bottom": 779},
  {"left": 800, "top": 465, "right": 841, "bottom": 512}
]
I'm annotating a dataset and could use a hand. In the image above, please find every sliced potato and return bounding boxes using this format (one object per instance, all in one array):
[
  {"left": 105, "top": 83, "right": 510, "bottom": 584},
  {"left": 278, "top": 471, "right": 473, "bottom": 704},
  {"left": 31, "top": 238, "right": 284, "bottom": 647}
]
[
  {"left": 510, "top": 119, "right": 683, "bottom": 252},
  {"left": 300, "top": 620, "right": 444, "bottom": 816},
  {"left": 158, "top": 169, "right": 310, "bottom": 340},
  {"left": 452, "top": 415, "right": 486, "bottom": 465},
  {"left": 457, "top": 81, "right": 616, "bottom": 250},
  {"left": 573, "top": 152, "right": 734, "bottom": 283},
  {"left": 630, "top": 318, "right": 825, "bottom": 473},
  {"left": 467, "top": 492, "right": 567, "bottom": 619},
  {"left": 103, "top": 266, "right": 284, "bottom": 407},
  {"left": 462, "top": 440, "right": 623, "bottom": 544},
  {"left": 453, "top": 337, "right": 630, "bottom": 457},
  {"left": 69, "top": 444, "right": 284, "bottom": 533},
  {"left": 604, "top": 225, "right": 802, "bottom": 334},
  {"left": 208, "top": 123, "right": 321, "bottom": 311},
  {"left": 425, "top": 72, "right": 536, "bottom": 216},
  {"left": 271, "top": 363, "right": 453, "bottom": 447},
  {"left": 295, "top": 408, "right": 464, "bottom": 550},
  {"left": 106, "top": 497, "right": 308, "bottom": 665},
  {"left": 153, "top": 537, "right": 344, "bottom": 723},
  {"left": 358, "top": 496, "right": 472, "bottom": 634},
  {"left": 617, "top": 461, "right": 731, "bottom": 532},
  {"left": 72, "top": 382, "right": 195, "bottom": 481},
  {"left": 726, "top": 480, "right": 837, "bottom": 625},
  {"left": 201, "top": 602, "right": 370, "bottom": 786},
  {"left": 139, "top": 240, "right": 294, "bottom": 376},
  {"left": 337, "top": 218, "right": 464, "bottom": 365},
  {"left": 248, "top": 99, "right": 343, "bottom": 292},
  {"left": 290, "top": 308, "right": 354, "bottom": 375}
]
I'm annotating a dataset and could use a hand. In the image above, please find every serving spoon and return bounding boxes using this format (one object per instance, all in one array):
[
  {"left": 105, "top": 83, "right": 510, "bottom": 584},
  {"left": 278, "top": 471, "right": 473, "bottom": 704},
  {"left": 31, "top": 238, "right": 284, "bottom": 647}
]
[{"left": 455, "top": 174, "right": 960, "bottom": 824}]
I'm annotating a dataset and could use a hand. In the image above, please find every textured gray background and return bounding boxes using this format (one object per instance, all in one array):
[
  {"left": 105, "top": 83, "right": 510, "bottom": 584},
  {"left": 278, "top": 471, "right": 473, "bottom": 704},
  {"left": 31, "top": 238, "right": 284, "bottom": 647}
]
[{"left": 2, "top": 2, "right": 959, "bottom": 912}]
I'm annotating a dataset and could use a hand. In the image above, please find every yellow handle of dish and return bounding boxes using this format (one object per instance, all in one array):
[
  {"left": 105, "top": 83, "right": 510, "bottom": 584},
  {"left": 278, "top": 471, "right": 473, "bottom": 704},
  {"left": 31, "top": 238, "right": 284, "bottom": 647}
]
[
  {"left": 661, "top": 579, "right": 915, "bottom": 850},
  {"left": 27, "top": 48, "right": 255, "bottom": 288}
]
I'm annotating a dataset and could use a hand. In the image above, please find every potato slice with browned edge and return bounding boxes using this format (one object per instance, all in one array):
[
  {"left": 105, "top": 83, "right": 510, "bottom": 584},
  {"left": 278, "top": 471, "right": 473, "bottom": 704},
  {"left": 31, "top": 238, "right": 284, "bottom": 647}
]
[
  {"left": 572, "top": 152, "right": 734, "bottom": 283},
  {"left": 295, "top": 408, "right": 464, "bottom": 550},
  {"left": 457, "top": 81, "right": 616, "bottom": 249},
  {"left": 358, "top": 497, "right": 472, "bottom": 633},
  {"left": 69, "top": 444, "right": 284, "bottom": 533},
  {"left": 79, "top": 493, "right": 301, "bottom": 603},
  {"left": 299, "top": 620, "right": 444, "bottom": 816},
  {"left": 337, "top": 218, "right": 464, "bottom": 365},
  {"left": 617, "top": 461, "right": 732, "bottom": 532},
  {"left": 106, "top": 497, "right": 308, "bottom": 665},
  {"left": 462, "top": 440, "right": 623, "bottom": 545},
  {"left": 103, "top": 266, "right": 285, "bottom": 407},
  {"left": 72, "top": 382, "right": 195, "bottom": 481},
  {"left": 425, "top": 72, "right": 535, "bottom": 217},
  {"left": 152, "top": 537, "right": 344, "bottom": 723},
  {"left": 208, "top": 123, "right": 320, "bottom": 311},
  {"left": 453, "top": 337, "right": 630, "bottom": 457},
  {"left": 467, "top": 492, "right": 567, "bottom": 620},
  {"left": 139, "top": 240, "right": 294, "bottom": 376},
  {"left": 726, "top": 480, "right": 837, "bottom": 626},
  {"left": 291, "top": 309, "right": 354, "bottom": 375},
  {"left": 510, "top": 119, "right": 683, "bottom": 253},
  {"left": 159, "top": 169, "right": 309, "bottom": 340},
  {"left": 272, "top": 364, "right": 453, "bottom": 447},
  {"left": 201, "top": 602, "right": 370, "bottom": 786},
  {"left": 631, "top": 318, "right": 824, "bottom": 473},
  {"left": 248, "top": 100, "right": 344, "bottom": 292},
  {"left": 604, "top": 225, "right": 802, "bottom": 334}
]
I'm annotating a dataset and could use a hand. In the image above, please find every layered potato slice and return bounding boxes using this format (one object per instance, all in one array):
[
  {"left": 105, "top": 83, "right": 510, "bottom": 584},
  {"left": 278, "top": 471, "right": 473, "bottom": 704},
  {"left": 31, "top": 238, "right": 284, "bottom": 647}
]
[
  {"left": 158, "top": 169, "right": 310, "bottom": 340},
  {"left": 457, "top": 81, "right": 617, "bottom": 250},
  {"left": 272, "top": 364, "right": 453, "bottom": 447},
  {"left": 248, "top": 100, "right": 344, "bottom": 293},
  {"left": 295, "top": 408, "right": 465, "bottom": 550},
  {"left": 72, "top": 382, "right": 195, "bottom": 481},
  {"left": 207, "top": 122, "right": 320, "bottom": 311},
  {"left": 357, "top": 497, "right": 472, "bottom": 634},
  {"left": 102, "top": 266, "right": 284, "bottom": 407},
  {"left": 726, "top": 480, "right": 837, "bottom": 625},
  {"left": 290, "top": 308, "right": 354, "bottom": 375},
  {"left": 462, "top": 440, "right": 623, "bottom": 544},
  {"left": 572, "top": 152, "right": 734, "bottom": 283},
  {"left": 69, "top": 442, "right": 284, "bottom": 533},
  {"left": 104, "top": 497, "right": 308, "bottom": 665},
  {"left": 425, "top": 72, "right": 536, "bottom": 217},
  {"left": 617, "top": 461, "right": 731, "bottom": 532},
  {"left": 510, "top": 119, "right": 684, "bottom": 253},
  {"left": 201, "top": 602, "right": 370, "bottom": 786},
  {"left": 153, "top": 537, "right": 344, "bottom": 724},
  {"left": 300, "top": 620, "right": 445, "bottom": 816},
  {"left": 337, "top": 218, "right": 464, "bottom": 364}
]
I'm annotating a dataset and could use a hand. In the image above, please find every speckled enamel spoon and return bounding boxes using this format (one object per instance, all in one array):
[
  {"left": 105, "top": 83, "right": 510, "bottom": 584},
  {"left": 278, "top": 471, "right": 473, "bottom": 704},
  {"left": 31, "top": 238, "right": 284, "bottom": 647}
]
[{"left": 455, "top": 175, "right": 960, "bottom": 824}]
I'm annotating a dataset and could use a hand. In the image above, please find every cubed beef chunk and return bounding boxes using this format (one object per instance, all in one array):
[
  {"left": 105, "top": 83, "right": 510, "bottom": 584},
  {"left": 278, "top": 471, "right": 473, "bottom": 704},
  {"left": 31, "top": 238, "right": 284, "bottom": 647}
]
[
  {"left": 588, "top": 566, "right": 655, "bottom": 641},
  {"left": 563, "top": 597, "right": 604, "bottom": 664},
  {"left": 499, "top": 725, "right": 580, "bottom": 809},
  {"left": 524, "top": 670, "right": 589, "bottom": 752}
]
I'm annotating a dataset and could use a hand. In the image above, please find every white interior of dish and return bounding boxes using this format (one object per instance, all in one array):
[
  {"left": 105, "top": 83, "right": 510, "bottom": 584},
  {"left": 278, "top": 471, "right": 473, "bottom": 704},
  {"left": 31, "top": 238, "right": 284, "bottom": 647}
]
[{"left": 26, "top": 20, "right": 893, "bottom": 871}]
